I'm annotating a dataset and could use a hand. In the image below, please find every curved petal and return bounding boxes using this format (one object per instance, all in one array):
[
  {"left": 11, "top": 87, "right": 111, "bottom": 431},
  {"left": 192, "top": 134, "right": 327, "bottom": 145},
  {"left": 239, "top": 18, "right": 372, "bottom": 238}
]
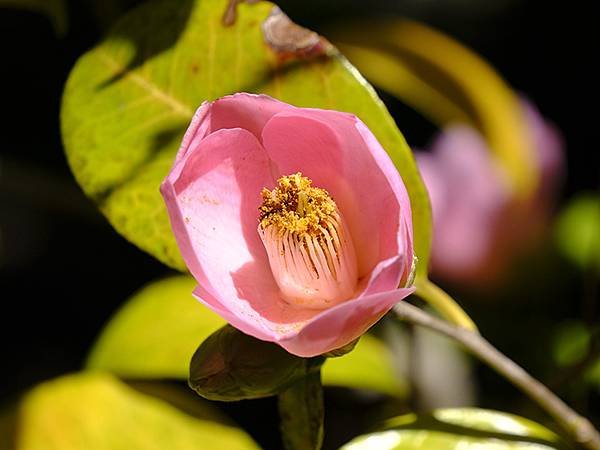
[
  {"left": 208, "top": 93, "right": 294, "bottom": 140},
  {"left": 193, "top": 255, "right": 408, "bottom": 355},
  {"left": 279, "top": 286, "right": 414, "bottom": 357},
  {"left": 261, "top": 109, "right": 412, "bottom": 278},
  {"left": 169, "top": 93, "right": 294, "bottom": 181},
  {"left": 160, "top": 127, "right": 278, "bottom": 317}
]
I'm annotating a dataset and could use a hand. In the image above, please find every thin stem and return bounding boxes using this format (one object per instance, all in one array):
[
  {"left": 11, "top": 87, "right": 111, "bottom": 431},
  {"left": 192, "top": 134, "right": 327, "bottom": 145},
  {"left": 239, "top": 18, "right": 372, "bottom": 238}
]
[
  {"left": 393, "top": 301, "right": 600, "bottom": 450},
  {"left": 415, "top": 278, "right": 478, "bottom": 332},
  {"left": 278, "top": 370, "right": 324, "bottom": 450}
]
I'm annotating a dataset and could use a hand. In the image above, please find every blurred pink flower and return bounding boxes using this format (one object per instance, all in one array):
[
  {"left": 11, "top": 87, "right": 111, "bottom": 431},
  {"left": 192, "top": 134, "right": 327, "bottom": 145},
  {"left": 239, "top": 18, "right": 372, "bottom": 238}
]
[
  {"left": 161, "top": 93, "right": 414, "bottom": 357},
  {"left": 416, "top": 100, "right": 564, "bottom": 285}
]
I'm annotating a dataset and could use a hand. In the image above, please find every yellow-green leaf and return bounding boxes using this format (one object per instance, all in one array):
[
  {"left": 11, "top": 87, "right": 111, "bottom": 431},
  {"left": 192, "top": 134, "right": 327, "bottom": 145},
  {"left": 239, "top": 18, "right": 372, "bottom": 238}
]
[
  {"left": 87, "top": 275, "right": 225, "bottom": 378},
  {"left": 61, "top": 0, "right": 429, "bottom": 274},
  {"left": 16, "top": 373, "right": 260, "bottom": 450},
  {"left": 554, "top": 193, "right": 600, "bottom": 271},
  {"left": 322, "top": 334, "right": 407, "bottom": 398},
  {"left": 340, "top": 408, "right": 568, "bottom": 450}
]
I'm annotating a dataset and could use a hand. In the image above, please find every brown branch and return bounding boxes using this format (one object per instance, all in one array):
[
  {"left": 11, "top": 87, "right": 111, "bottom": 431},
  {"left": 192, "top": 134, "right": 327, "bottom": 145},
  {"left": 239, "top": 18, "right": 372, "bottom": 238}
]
[{"left": 393, "top": 301, "right": 600, "bottom": 450}]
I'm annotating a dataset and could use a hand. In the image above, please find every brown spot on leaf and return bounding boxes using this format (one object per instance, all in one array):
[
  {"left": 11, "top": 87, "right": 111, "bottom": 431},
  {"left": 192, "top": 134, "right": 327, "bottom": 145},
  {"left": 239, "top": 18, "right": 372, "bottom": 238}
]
[{"left": 262, "top": 7, "right": 332, "bottom": 59}]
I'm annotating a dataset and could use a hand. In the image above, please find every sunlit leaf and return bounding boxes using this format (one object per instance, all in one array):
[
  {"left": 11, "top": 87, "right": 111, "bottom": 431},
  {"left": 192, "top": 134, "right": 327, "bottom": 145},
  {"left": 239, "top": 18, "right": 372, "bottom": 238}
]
[
  {"left": 340, "top": 408, "right": 568, "bottom": 450},
  {"left": 87, "top": 275, "right": 225, "bottom": 378},
  {"left": 0, "top": 0, "right": 67, "bottom": 35},
  {"left": 16, "top": 373, "right": 259, "bottom": 450},
  {"left": 61, "top": 0, "right": 429, "bottom": 274},
  {"left": 322, "top": 334, "right": 407, "bottom": 398},
  {"left": 87, "top": 276, "right": 407, "bottom": 397},
  {"left": 554, "top": 193, "right": 600, "bottom": 271}
]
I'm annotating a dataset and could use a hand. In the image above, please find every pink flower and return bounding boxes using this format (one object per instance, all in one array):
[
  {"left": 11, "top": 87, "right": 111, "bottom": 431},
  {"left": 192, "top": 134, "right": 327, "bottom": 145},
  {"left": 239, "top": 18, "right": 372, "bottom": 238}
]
[
  {"left": 161, "top": 93, "right": 414, "bottom": 357},
  {"left": 416, "top": 99, "right": 564, "bottom": 285}
]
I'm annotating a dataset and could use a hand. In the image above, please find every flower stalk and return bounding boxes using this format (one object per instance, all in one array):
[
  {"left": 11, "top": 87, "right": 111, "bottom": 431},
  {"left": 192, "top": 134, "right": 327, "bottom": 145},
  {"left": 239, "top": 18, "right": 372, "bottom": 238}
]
[
  {"left": 414, "top": 278, "right": 478, "bottom": 331},
  {"left": 278, "top": 370, "right": 324, "bottom": 450},
  {"left": 393, "top": 301, "right": 600, "bottom": 450}
]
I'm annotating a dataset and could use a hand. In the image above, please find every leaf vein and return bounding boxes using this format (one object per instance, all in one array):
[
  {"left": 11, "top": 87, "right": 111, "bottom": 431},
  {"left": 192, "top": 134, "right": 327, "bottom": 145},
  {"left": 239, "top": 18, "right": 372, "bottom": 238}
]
[{"left": 97, "top": 50, "right": 194, "bottom": 117}]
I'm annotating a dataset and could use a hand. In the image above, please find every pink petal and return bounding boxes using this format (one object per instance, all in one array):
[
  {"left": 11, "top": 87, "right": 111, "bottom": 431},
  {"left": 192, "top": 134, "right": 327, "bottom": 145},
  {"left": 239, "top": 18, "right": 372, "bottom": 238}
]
[
  {"left": 161, "top": 127, "right": 286, "bottom": 335},
  {"left": 193, "top": 255, "right": 412, "bottom": 357},
  {"left": 280, "top": 286, "right": 414, "bottom": 357},
  {"left": 261, "top": 109, "right": 412, "bottom": 280},
  {"left": 208, "top": 93, "right": 294, "bottom": 140},
  {"left": 416, "top": 126, "right": 510, "bottom": 277},
  {"left": 169, "top": 93, "right": 293, "bottom": 181},
  {"left": 277, "top": 255, "right": 410, "bottom": 357}
]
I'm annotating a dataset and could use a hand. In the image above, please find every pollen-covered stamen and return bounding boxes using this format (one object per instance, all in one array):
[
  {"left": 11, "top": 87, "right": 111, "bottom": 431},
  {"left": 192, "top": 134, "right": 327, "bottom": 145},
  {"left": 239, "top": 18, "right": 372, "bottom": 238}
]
[{"left": 258, "top": 173, "right": 358, "bottom": 309}]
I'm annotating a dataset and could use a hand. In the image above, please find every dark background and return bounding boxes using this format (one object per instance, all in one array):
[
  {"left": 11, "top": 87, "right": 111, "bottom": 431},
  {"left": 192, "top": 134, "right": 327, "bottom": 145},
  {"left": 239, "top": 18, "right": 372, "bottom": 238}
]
[{"left": 0, "top": 0, "right": 597, "bottom": 448}]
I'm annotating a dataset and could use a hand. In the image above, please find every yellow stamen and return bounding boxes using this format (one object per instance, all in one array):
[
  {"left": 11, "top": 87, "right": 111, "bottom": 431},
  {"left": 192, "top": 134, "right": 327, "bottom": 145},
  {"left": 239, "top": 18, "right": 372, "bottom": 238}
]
[
  {"left": 258, "top": 173, "right": 358, "bottom": 309},
  {"left": 259, "top": 173, "right": 337, "bottom": 236}
]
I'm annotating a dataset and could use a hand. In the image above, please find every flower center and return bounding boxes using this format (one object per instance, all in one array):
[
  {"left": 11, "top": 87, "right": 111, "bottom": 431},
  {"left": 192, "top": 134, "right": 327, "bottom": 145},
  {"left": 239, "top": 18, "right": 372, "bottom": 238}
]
[{"left": 258, "top": 173, "right": 358, "bottom": 309}]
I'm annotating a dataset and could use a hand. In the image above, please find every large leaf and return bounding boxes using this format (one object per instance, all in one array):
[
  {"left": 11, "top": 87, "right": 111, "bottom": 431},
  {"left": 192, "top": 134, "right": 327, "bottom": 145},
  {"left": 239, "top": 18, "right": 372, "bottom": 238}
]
[
  {"left": 61, "top": 0, "right": 430, "bottom": 273},
  {"left": 322, "top": 334, "right": 407, "bottom": 398},
  {"left": 340, "top": 408, "right": 568, "bottom": 450},
  {"left": 87, "top": 275, "right": 407, "bottom": 397},
  {"left": 87, "top": 275, "right": 225, "bottom": 378},
  {"left": 16, "top": 372, "right": 259, "bottom": 450}
]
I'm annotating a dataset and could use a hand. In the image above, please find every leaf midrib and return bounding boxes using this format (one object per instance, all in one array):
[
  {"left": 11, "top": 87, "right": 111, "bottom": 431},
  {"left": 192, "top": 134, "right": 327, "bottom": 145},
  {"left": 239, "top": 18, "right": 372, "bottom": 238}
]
[{"left": 97, "top": 50, "right": 195, "bottom": 118}]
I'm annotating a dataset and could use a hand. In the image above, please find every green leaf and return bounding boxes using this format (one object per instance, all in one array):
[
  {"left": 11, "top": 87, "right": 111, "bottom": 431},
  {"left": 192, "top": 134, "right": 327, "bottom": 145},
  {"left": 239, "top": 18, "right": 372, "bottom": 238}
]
[
  {"left": 189, "top": 325, "right": 324, "bottom": 401},
  {"left": 552, "top": 321, "right": 591, "bottom": 367},
  {"left": 340, "top": 408, "right": 568, "bottom": 450},
  {"left": 87, "top": 275, "right": 225, "bottom": 378},
  {"left": 554, "top": 193, "right": 600, "bottom": 271},
  {"left": 61, "top": 0, "right": 429, "bottom": 275},
  {"left": 586, "top": 357, "right": 600, "bottom": 392},
  {"left": 322, "top": 334, "right": 407, "bottom": 398},
  {"left": 0, "top": 0, "right": 67, "bottom": 35},
  {"left": 16, "top": 372, "right": 260, "bottom": 450},
  {"left": 551, "top": 320, "right": 600, "bottom": 393}
]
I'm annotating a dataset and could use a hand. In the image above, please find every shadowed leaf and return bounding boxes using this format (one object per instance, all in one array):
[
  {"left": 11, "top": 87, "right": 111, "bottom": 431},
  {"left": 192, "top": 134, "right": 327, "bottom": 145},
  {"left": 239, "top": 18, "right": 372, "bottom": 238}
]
[
  {"left": 189, "top": 325, "right": 324, "bottom": 401},
  {"left": 0, "top": 0, "right": 67, "bottom": 35}
]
